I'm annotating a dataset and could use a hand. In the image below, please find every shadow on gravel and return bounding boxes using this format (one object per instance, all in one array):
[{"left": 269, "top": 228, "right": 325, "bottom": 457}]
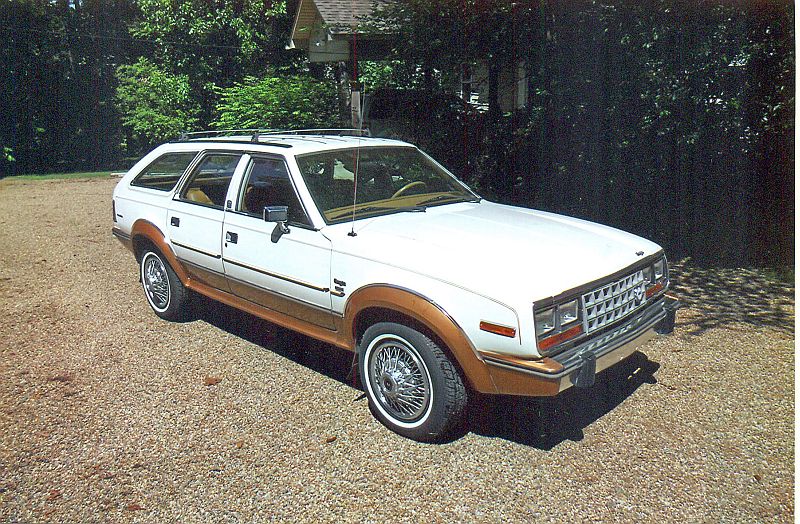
[
  {"left": 191, "top": 296, "right": 660, "bottom": 449},
  {"left": 192, "top": 295, "right": 357, "bottom": 388},
  {"left": 669, "top": 259, "right": 794, "bottom": 336},
  {"left": 464, "top": 352, "right": 660, "bottom": 450}
]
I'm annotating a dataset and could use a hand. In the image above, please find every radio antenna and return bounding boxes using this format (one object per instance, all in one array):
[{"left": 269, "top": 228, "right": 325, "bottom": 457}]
[{"left": 347, "top": 24, "right": 360, "bottom": 238}]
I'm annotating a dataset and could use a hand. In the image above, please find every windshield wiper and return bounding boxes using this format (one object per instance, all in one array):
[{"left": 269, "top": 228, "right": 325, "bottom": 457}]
[
  {"left": 329, "top": 204, "right": 428, "bottom": 221},
  {"left": 329, "top": 206, "right": 391, "bottom": 221},
  {"left": 417, "top": 194, "right": 481, "bottom": 206}
]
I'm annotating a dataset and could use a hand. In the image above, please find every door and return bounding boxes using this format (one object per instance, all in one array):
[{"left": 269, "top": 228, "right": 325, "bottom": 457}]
[
  {"left": 222, "top": 155, "right": 335, "bottom": 330},
  {"left": 167, "top": 152, "right": 244, "bottom": 291}
]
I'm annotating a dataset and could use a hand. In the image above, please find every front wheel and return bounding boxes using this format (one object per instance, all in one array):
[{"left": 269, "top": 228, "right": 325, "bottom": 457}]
[
  {"left": 140, "top": 250, "right": 191, "bottom": 321},
  {"left": 359, "top": 322, "right": 467, "bottom": 442}
]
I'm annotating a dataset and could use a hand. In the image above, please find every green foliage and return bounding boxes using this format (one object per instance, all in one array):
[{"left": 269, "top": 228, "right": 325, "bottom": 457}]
[
  {"left": 115, "top": 57, "right": 200, "bottom": 147},
  {"left": 214, "top": 75, "right": 338, "bottom": 130},
  {"left": 0, "top": 0, "right": 136, "bottom": 175},
  {"left": 2, "top": 147, "right": 13, "bottom": 163},
  {"left": 370, "top": 0, "right": 794, "bottom": 267},
  {"left": 358, "top": 60, "right": 436, "bottom": 91},
  {"left": 123, "top": 0, "right": 302, "bottom": 142},
  {"left": 131, "top": 0, "right": 296, "bottom": 88}
]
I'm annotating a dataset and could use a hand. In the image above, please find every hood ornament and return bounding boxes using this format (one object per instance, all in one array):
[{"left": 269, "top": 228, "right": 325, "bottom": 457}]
[{"left": 636, "top": 250, "right": 644, "bottom": 256}]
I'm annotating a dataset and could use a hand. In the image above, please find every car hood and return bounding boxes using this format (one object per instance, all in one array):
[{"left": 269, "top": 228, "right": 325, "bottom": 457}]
[{"left": 325, "top": 201, "right": 662, "bottom": 304}]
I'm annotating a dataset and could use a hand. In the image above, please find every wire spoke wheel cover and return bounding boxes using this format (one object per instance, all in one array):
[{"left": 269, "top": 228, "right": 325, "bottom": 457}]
[
  {"left": 141, "top": 252, "right": 171, "bottom": 312},
  {"left": 366, "top": 335, "right": 432, "bottom": 425},
  {"left": 360, "top": 322, "right": 468, "bottom": 441}
]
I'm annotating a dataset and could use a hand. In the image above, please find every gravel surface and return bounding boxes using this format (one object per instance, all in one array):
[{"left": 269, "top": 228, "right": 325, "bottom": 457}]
[{"left": 0, "top": 177, "right": 794, "bottom": 523}]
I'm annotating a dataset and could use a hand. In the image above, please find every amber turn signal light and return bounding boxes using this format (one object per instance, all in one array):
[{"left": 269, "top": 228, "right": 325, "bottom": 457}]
[
  {"left": 646, "top": 281, "right": 664, "bottom": 298},
  {"left": 479, "top": 321, "right": 517, "bottom": 338},
  {"left": 538, "top": 324, "right": 583, "bottom": 351}
]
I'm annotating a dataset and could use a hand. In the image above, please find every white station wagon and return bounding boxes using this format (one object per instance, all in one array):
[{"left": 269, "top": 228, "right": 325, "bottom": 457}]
[{"left": 112, "top": 130, "right": 679, "bottom": 441}]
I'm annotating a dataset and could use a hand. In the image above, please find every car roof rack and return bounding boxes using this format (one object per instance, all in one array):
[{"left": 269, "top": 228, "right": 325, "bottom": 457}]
[
  {"left": 175, "top": 128, "right": 371, "bottom": 144},
  {"left": 262, "top": 128, "right": 372, "bottom": 137}
]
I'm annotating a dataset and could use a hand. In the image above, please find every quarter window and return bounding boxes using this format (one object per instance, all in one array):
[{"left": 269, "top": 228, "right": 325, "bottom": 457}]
[
  {"left": 179, "top": 153, "right": 242, "bottom": 208},
  {"left": 131, "top": 152, "right": 198, "bottom": 192},
  {"left": 238, "top": 157, "right": 311, "bottom": 227}
]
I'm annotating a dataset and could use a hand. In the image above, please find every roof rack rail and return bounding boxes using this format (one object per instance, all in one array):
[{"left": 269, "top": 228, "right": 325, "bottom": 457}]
[
  {"left": 262, "top": 128, "right": 372, "bottom": 137},
  {"left": 175, "top": 128, "right": 371, "bottom": 143},
  {"left": 175, "top": 129, "right": 270, "bottom": 141}
]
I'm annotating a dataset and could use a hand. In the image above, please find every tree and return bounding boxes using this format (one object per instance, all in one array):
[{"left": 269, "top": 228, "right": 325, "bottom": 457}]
[
  {"left": 115, "top": 57, "right": 200, "bottom": 148},
  {"left": 0, "top": 0, "right": 137, "bottom": 175},
  {"left": 129, "top": 0, "right": 299, "bottom": 126},
  {"left": 214, "top": 74, "right": 338, "bottom": 130},
  {"left": 366, "top": 0, "right": 793, "bottom": 267}
]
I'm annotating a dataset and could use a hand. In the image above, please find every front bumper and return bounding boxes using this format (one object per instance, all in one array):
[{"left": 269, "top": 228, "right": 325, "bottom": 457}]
[{"left": 480, "top": 295, "right": 680, "bottom": 396}]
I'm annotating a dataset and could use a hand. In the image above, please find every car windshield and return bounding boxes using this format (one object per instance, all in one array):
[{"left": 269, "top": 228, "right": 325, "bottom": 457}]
[{"left": 295, "top": 147, "right": 479, "bottom": 224}]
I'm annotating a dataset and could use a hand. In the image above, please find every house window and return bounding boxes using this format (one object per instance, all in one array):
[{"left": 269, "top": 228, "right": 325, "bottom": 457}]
[{"left": 460, "top": 64, "right": 478, "bottom": 105}]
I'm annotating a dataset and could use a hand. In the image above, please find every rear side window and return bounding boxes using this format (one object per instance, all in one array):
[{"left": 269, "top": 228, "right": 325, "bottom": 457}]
[
  {"left": 179, "top": 153, "right": 241, "bottom": 208},
  {"left": 131, "top": 152, "right": 198, "bottom": 191}
]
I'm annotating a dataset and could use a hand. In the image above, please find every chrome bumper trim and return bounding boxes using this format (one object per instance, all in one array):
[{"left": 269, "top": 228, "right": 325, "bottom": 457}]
[{"left": 485, "top": 296, "right": 680, "bottom": 390}]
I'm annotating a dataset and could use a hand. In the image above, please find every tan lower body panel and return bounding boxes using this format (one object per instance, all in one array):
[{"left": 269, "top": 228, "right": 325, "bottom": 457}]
[
  {"left": 180, "top": 259, "right": 229, "bottom": 292},
  {"left": 186, "top": 278, "right": 347, "bottom": 350},
  {"left": 226, "top": 277, "right": 339, "bottom": 331}
]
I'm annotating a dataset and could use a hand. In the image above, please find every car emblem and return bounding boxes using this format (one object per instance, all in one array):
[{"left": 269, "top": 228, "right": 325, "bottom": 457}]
[{"left": 634, "top": 284, "right": 645, "bottom": 304}]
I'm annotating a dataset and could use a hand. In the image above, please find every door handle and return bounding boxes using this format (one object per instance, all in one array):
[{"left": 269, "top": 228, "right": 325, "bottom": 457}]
[
  {"left": 170, "top": 216, "right": 180, "bottom": 227},
  {"left": 225, "top": 231, "right": 238, "bottom": 244}
]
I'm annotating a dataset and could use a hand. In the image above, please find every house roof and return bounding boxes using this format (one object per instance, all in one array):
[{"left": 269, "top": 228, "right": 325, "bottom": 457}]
[
  {"left": 291, "top": 0, "right": 388, "bottom": 42},
  {"left": 317, "top": 0, "right": 384, "bottom": 32}
]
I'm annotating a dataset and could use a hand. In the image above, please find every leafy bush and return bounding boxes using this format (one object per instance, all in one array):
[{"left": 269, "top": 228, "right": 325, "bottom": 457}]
[
  {"left": 214, "top": 75, "right": 338, "bottom": 130},
  {"left": 115, "top": 57, "right": 200, "bottom": 149}
]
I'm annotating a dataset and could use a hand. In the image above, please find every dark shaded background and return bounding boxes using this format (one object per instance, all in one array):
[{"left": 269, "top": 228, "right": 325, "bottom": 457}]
[{"left": 1, "top": 0, "right": 793, "bottom": 268}]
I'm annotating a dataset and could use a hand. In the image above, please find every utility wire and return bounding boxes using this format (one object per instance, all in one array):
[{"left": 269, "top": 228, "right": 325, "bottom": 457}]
[{"left": 4, "top": 26, "right": 266, "bottom": 51}]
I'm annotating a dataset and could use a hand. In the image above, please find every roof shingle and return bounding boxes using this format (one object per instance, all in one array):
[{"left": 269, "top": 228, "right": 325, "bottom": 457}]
[{"left": 314, "top": 0, "right": 387, "bottom": 33}]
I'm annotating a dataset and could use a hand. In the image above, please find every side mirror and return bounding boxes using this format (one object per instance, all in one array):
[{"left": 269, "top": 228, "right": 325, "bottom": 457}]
[
  {"left": 263, "top": 206, "right": 288, "bottom": 223},
  {"left": 264, "top": 206, "right": 290, "bottom": 243}
]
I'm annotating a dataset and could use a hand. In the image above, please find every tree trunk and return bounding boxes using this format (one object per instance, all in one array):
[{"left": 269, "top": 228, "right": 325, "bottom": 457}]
[
  {"left": 336, "top": 62, "right": 350, "bottom": 126},
  {"left": 487, "top": 59, "right": 500, "bottom": 123}
]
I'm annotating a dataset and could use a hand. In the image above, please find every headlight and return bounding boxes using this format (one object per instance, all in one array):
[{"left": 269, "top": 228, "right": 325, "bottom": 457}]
[
  {"left": 653, "top": 258, "right": 665, "bottom": 280},
  {"left": 534, "top": 298, "right": 584, "bottom": 353},
  {"left": 558, "top": 299, "right": 579, "bottom": 325},
  {"left": 534, "top": 307, "right": 555, "bottom": 336},
  {"left": 645, "top": 255, "right": 669, "bottom": 299}
]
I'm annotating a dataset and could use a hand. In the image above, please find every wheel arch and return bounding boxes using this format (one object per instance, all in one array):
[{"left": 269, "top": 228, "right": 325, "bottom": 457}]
[
  {"left": 344, "top": 285, "right": 497, "bottom": 394},
  {"left": 130, "top": 219, "right": 190, "bottom": 283}
]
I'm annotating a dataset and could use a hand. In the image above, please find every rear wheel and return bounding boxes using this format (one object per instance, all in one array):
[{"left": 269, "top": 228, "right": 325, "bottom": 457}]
[
  {"left": 140, "top": 250, "right": 191, "bottom": 321},
  {"left": 359, "top": 322, "right": 467, "bottom": 442}
]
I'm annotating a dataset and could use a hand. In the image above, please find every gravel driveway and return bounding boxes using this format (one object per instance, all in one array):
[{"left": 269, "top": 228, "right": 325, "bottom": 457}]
[{"left": 0, "top": 177, "right": 793, "bottom": 523}]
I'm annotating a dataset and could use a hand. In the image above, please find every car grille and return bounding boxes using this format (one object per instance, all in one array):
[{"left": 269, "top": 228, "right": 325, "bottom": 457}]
[{"left": 582, "top": 269, "right": 647, "bottom": 334}]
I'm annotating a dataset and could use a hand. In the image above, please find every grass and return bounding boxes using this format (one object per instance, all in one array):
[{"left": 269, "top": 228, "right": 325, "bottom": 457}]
[
  {"left": 9, "top": 171, "right": 115, "bottom": 181},
  {"left": 760, "top": 266, "right": 795, "bottom": 285}
]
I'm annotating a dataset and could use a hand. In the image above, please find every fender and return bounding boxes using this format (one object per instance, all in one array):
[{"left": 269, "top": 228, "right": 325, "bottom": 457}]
[
  {"left": 130, "top": 219, "right": 191, "bottom": 283},
  {"left": 343, "top": 285, "right": 498, "bottom": 394}
]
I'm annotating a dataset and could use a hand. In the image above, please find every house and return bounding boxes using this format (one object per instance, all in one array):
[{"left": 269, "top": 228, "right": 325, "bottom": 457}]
[
  {"left": 289, "top": 0, "right": 391, "bottom": 62},
  {"left": 289, "top": 0, "right": 528, "bottom": 113}
]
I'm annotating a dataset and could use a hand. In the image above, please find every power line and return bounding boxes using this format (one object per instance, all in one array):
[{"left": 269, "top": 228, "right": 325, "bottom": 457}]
[{"left": 5, "top": 26, "right": 266, "bottom": 51}]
